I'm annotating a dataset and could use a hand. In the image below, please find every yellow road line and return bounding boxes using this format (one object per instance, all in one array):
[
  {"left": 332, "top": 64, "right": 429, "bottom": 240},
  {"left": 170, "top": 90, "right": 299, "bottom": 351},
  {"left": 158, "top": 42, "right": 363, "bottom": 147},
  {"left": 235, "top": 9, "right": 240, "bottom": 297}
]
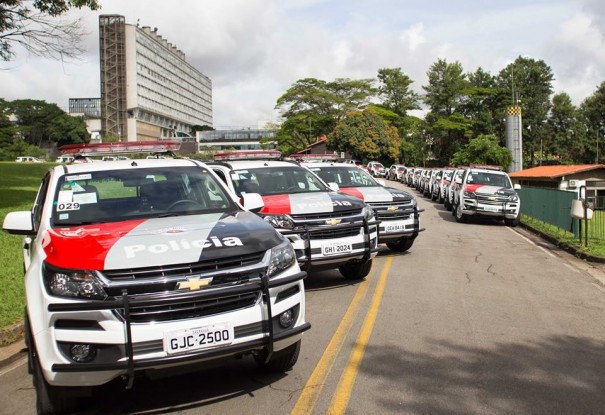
[
  {"left": 291, "top": 264, "right": 377, "bottom": 415},
  {"left": 327, "top": 255, "right": 393, "bottom": 415}
]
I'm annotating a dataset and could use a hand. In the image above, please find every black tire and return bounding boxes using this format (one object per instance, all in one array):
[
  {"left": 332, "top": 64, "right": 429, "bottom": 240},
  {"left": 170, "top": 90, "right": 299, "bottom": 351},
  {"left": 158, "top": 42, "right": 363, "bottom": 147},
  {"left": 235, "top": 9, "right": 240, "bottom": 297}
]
[
  {"left": 505, "top": 215, "right": 520, "bottom": 227},
  {"left": 454, "top": 203, "right": 468, "bottom": 223},
  {"left": 386, "top": 238, "right": 414, "bottom": 252},
  {"left": 339, "top": 259, "right": 373, "bottom": 280},
  {"left": 28, "top": 317, "right": 78, "bottom": 415},
  {"left": 255, "top": 340, "right": 301, "bottom": 372},
  {"left": 444, "top": 198, "right": 451, "bottom": 211}
]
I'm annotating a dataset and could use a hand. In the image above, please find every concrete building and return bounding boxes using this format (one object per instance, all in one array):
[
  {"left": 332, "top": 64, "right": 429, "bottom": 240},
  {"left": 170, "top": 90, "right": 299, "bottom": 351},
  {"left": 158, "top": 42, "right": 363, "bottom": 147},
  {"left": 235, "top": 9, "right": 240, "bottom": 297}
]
[
  {"left": 99, "top": 15, "right": 212, "bottom": 142},
  {"left": 197, "top": 128, "right": 277, "bottom": 152}
]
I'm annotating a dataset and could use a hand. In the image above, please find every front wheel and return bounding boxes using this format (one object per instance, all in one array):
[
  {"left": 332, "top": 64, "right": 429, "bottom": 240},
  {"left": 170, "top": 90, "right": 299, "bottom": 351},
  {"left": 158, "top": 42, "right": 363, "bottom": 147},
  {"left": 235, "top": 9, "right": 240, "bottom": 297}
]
[
  {"left": 505, "top": 215, "right": 520, "bottom": 227},
  {"left": 255, "top": 340, "right": 301, "bottom": 372},
  {"left": 29, "top": 319, "right": 79, "bottom": 415},
  {"left": 339, "top": 259, "right": 373, "bottom": 280},
  {"left": 386, "top": 238, "right": 414, "bottom": 253},
  {"left": 455, "top": 203, "right": 468, "bottom": 223}
]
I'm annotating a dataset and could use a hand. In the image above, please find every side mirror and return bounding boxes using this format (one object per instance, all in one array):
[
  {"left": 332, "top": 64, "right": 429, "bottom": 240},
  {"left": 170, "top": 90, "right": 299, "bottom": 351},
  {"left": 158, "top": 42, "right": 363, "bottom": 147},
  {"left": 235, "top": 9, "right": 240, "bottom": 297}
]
[
  {"left": 455, "top": 178, "right": 462, "bottom": 185},
  {"left": 513, "top": 184, "right": 521, "bottom": 190},
  {"left": 328, "top": 182, "right": 340, "bottom": 191},
  {"left": 2, "top": 211, "right": 34, "bottom": 235},
  {"left": 241, "top": 193, "right": 264, "bottom": 213},
  {"left": 376, "top": 179, "right": 386, "bottom": 187}
]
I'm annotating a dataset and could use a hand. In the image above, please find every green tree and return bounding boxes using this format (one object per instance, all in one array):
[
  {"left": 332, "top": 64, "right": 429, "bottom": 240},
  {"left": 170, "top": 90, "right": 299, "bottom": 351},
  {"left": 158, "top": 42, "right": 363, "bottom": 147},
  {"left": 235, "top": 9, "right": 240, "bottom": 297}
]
[
  {"left": 48, "top": 113, "right": 90, "bottom": 146},
  {"left": 546, "top": 92, "right": 584, "bottom": 163},
  {"left": 376, "top": 67, "right": 421, "bottom": 116},
  {"left": 451, "top": 134, "right": 513, "bottom": 168},
  {"left": 0, "top": 0, "right": 100, "bottom": 61},
  {"left": 275, "top": 77, "right": 376, "bottom": 153},
  {"left": 329, "top": 108, "right": 400, "bottom": 163},
  {"left": 461, "top": 67, "right": 499, "bottom": 138},
  {"left": 496, "top": 56, "right": 555, "bottom": 165},
  {"left": 4, "top": 99, "right": 65, "bottom": 145},
  {"left": 423, "top": 59, "right": 471, "bottom": 165},
  {"left": 579, "top": 81, "right": 605, "bottom": 164}
]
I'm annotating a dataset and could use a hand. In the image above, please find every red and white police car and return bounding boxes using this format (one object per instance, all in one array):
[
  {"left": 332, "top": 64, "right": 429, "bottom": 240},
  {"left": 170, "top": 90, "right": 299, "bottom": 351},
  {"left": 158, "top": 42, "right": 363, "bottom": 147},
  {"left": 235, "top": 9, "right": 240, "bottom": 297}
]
[
  {"left": 303, "top": 160, "right": 424, "bottom": 252},
  {"left": 3, "top": 142, "right": 309, "bottom": 414},
  {"left": 208, "top": 151, "right": 379, "bottom": 280}
]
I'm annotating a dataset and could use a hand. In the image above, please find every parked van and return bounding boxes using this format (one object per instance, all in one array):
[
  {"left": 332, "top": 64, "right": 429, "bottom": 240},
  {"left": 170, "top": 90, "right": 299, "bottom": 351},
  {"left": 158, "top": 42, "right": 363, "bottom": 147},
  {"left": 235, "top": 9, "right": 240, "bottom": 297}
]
[{"left": 15, "top": 156, "right": 43, "bottom": 163}]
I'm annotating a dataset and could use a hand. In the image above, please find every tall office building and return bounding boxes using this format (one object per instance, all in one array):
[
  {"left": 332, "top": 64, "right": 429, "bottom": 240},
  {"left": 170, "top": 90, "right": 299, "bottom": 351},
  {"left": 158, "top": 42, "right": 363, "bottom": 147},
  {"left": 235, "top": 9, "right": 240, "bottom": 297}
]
[{"left": 99, "top": 15, "right": 212, "bottom": 141}]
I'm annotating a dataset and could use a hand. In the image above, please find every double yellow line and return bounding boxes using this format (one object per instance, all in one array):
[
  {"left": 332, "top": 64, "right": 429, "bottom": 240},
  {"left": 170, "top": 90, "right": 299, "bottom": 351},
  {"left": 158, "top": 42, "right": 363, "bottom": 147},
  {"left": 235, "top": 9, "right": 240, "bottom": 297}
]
[{"left": 291, "top": 256, "right": 394, "bottom": 415}]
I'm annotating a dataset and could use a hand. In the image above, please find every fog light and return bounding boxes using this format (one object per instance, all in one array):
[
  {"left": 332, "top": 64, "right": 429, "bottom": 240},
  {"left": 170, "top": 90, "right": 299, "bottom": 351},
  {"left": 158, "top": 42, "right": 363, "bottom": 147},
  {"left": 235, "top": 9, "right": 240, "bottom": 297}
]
[
  {"left": 69, "top": 344, "right": 97, "bottom": 363},
  {"left": 279, "top": 309, "right": 295, "bottom": 328}
]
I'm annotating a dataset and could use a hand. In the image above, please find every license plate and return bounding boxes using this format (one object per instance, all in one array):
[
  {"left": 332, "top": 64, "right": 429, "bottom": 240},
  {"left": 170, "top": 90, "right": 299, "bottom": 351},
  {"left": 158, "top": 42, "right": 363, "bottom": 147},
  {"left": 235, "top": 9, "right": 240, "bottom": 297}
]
[
  {"left": 164, "top": 322, "right": 233, "bottom": 355},
  {"left": 322, "top": 242, "right": 352, "bottom": 255},
  {"left": 385, "top": 224, "right": 406, "bottom": 233},
  {"left": 483, "top": 205, "right": 502, "bottom": 212}
]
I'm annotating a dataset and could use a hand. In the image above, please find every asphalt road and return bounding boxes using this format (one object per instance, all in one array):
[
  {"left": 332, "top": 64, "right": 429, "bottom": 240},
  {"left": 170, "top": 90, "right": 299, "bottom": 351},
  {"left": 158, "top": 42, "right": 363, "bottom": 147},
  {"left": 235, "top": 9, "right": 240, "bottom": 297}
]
[{"left": 2, "top": 180, "right": 605, "bottom": 414}]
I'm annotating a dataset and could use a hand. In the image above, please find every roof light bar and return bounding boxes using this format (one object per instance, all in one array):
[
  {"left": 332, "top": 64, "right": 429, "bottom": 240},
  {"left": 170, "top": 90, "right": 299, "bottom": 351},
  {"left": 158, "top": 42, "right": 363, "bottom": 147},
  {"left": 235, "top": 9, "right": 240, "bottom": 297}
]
[
  {"left": 469, "top": 164, "right": 504, "bottom": 171},
  {"left": 213, "top": 150, "right": 282, "bottom": 161},
  {"left": 59, "top": 140, "right": 181, "bottom": 156},
  {"left": 290, "top": 153, "right": 339, "bottom": 161}
]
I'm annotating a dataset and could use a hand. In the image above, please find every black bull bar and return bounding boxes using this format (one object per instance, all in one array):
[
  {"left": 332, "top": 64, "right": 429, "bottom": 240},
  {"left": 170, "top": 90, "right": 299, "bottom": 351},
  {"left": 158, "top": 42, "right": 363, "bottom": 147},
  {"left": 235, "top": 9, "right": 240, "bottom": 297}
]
[{"left": 48, "top": 270, "right": 309, "bottom": 389}]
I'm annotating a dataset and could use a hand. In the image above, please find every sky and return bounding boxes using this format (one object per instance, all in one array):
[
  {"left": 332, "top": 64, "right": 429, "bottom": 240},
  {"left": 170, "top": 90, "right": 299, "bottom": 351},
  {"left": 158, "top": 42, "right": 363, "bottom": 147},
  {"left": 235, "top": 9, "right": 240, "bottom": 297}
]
[{"left": 1, "top": 0, "right": 605, "bottom": 128}]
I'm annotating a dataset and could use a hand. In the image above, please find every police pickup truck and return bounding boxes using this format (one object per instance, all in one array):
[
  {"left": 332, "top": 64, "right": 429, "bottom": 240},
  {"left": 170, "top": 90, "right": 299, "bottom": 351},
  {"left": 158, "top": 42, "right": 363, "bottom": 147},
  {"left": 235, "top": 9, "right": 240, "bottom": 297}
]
[
  {"left": 3, "top": 142, "right": 309, "bottom": 414},
  {"left": 304, "top": 159, "right": 423, "bottom": 252},
  {"left": 208, "top": 151, "right": 379, "bottom": 280}
]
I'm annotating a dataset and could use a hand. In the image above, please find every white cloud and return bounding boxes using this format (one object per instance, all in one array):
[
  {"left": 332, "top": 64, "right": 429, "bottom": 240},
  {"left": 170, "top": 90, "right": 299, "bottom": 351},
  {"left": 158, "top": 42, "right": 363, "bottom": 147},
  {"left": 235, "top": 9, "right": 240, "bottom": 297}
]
[{"left": 1, "top": 0, "right": 604, "bottom": 126}]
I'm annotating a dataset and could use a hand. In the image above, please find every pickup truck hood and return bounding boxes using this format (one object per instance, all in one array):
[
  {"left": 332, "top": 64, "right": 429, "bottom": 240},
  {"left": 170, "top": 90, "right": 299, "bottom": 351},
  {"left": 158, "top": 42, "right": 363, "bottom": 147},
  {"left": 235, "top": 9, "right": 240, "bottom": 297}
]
[
  {"left": 338, "top": 186, "right": 414, "bottom": 203},
  {"left": 464, "top": 184, "right": 517, "bottom": 196},
  {"left": 260, "top": 191, "right": 366, "bottom": 215},
  {"left": 43, "top": 212, "right": 282, "bottom": 270}
]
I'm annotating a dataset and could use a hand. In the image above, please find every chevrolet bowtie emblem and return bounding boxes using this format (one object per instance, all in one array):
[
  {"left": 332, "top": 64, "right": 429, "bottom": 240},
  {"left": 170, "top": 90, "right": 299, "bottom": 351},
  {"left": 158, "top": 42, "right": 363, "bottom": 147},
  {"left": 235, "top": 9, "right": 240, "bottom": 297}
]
[
  {"left": 325, "top": 218, "right": 341, "bottom": 226},
  {"left": 177, "top": 276, "right": 213, "bottom": 291},
  {"left": 387, "top": 206, "right": 398, "bottom": 211}
]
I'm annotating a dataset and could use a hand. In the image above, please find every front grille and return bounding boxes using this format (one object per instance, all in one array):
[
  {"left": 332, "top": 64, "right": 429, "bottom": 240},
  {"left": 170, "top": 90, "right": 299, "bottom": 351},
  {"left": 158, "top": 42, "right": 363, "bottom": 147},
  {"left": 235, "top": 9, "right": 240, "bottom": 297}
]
[
  {"left": 117, "top": 291, "right": 261, "bottom": 323},
  {"left": 368, "top": 201, "right": 414, "bottom": 220},
  {"left": 290, "top": 208, "right": 362, "bottom": 221},
  {"left": 102, "top": 251, "right": 265, "bottom": 282},
  {"left": 476, "top": 193, "right": 510, "bottom": 205},
  {"left": 310, "top": 227, "right": 361, "bottom": 240}
]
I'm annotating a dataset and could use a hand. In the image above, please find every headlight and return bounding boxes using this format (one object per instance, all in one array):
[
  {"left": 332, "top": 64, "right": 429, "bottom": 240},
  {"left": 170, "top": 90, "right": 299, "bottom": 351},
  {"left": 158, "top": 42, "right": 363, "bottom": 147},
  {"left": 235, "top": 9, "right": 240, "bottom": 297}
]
[
  {"left": 43, "top": 263, "right": 107, "bottom": 300},
  {"left": 267, "top": 238, "right": 296, "bottom": 278},
  {"left": 509, "top": 194, "right": 519, "bottom": 202},
  {"left": 462, "top": 189, "right": 476, "bottom": 198},
  {"left": 362, "top": 206, "right": 374, "bottom": 220},
  {"left": 261, "top": 214, "right": 295, "bottom": 229}
]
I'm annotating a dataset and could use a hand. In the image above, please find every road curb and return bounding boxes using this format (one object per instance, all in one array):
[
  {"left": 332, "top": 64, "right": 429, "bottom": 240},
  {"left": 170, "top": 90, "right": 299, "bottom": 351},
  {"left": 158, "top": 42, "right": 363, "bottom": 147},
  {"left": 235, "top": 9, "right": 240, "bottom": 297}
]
[{"left": 0, "top": 321, "right": 24, "bottom": 347}]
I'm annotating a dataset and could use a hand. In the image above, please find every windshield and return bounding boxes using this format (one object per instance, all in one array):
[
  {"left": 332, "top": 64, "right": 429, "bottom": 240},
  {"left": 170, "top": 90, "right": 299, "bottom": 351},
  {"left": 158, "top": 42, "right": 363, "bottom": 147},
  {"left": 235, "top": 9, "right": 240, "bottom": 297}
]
[
  {"left": 467, "top": 170, "right": 512, "bottom": 188},
  {"left": 52, "top": 166, "right": 236, "bottom": 226},
  {"left": 307, "top": 166, "right": 378, "bottom": 188},
  {"left": 231, "top": 166, "right": 329, "bottom": 196}
]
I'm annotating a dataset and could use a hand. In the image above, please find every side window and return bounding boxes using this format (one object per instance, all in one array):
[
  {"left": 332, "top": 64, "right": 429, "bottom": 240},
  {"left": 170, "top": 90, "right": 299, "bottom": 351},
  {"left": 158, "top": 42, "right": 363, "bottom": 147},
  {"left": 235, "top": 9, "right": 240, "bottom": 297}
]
[
  {"left": 212, "top": 168, "right": 228, "bottom": 185},
  {"left": 32, "top": 173, "right": 51, "bottom": 232}
]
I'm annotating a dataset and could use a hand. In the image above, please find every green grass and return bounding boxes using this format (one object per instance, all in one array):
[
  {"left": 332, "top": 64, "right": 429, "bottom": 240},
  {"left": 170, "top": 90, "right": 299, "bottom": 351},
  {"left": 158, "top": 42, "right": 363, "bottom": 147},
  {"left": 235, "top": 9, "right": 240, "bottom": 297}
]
[
  {"left": 521, "top": 214, "right": 605, "bottom": 257},
  {"left": 0, "top": 162, "right": 52, "bottom": 336}
]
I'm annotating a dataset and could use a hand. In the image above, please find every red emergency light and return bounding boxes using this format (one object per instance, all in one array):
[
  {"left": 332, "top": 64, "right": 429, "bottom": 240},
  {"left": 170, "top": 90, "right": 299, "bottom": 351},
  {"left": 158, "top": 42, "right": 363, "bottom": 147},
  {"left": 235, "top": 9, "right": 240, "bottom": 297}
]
[
  {"left": 213, "top": 150, "right": 282, "bottom": 161},
  {"left": 59, "top": 140, "right": 181, "bottom": 156},
  {"left": 291, "top": 153, "right": 339, "bottom": 161}
]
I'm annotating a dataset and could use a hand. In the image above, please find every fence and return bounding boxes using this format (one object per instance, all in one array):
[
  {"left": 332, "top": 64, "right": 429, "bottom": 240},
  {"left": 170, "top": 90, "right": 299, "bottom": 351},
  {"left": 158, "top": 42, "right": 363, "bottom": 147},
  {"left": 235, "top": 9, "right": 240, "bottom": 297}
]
[{"left": 518, "top": 187, "right": 605, "bottom": 244}]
